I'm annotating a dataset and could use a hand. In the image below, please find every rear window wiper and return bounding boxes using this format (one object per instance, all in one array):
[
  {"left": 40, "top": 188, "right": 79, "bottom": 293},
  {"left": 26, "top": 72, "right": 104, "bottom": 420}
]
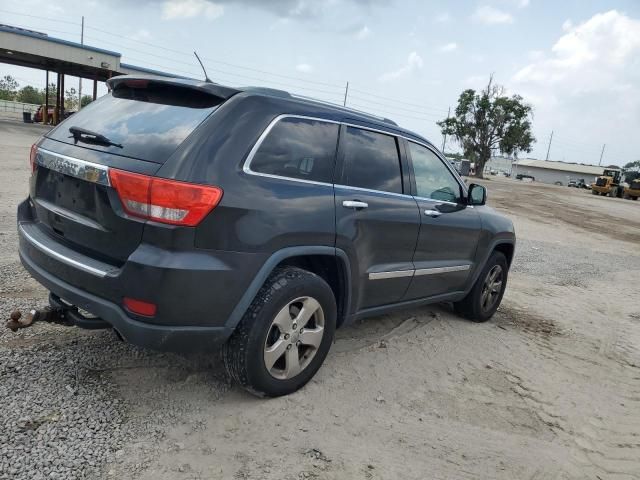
[{"left": 69, "top": 126, "right": 123, "bottom": 148}]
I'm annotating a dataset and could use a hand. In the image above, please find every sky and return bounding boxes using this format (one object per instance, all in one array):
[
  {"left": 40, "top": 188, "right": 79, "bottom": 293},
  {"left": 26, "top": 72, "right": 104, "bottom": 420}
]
[{"left": 1, "top": 0, "right": 639, "bottom": 167}]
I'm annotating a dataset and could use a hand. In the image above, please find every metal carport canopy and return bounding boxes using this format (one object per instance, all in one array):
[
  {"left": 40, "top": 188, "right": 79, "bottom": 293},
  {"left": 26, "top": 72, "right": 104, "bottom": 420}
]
[
  {"left": 0, "top": 24, "right": 183, "bottom": 81},
  {"left": 0, "top": 24, "right": 122, "bottom": 81}
]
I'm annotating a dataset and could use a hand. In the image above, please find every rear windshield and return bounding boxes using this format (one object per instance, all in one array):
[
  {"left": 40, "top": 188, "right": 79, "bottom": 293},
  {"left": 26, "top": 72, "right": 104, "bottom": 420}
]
[{"left": 46, "top": 85, "right": 221, "bottom": 163}]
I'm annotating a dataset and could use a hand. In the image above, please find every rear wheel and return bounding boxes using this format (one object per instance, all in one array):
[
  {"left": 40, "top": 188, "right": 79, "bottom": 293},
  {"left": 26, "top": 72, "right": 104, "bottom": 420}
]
[
  {"left": 454, "top": 251, "right": 508, "bottom": 322},
  {"left": 223, "top": 267, "right": 336, "bottom": 397}
]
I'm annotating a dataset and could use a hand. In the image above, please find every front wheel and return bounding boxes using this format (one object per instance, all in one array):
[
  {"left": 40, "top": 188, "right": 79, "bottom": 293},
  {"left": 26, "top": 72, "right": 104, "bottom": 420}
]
[
  {"left": 454, "top": 251, "right": 508, "bottom": 322},
  {"left": 223, "top": 267, "right": 336, "bottom": 397}
]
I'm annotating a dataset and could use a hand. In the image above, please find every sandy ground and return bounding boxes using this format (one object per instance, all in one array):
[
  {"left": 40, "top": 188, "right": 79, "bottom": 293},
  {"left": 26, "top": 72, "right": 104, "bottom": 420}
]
[{"left": 1, "top": 120, "right": 639, "bottom": 480}]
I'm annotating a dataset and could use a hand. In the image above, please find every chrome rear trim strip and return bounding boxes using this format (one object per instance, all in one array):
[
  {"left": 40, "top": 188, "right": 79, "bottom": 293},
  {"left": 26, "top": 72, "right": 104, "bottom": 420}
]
[
  {"left": 36, "top": 148, "right": 110, "bottom": 186},
  {"left": 19, "top": 224, "right": 109, "bottom": 277}
]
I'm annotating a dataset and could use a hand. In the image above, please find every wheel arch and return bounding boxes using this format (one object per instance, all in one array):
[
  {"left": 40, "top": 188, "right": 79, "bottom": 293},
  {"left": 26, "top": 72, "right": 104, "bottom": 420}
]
[
  {"left": 225, "top": 246, "right": 352, "bottom": 332},
  {"left": 464, "top": 238, "right": 516, "bottom": 296},
  {"left": 493, "top": 242, "right": 515, "bottom": 267}
]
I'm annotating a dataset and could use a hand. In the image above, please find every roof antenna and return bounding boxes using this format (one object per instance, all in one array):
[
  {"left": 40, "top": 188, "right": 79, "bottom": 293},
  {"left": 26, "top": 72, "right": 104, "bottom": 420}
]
[{"left": 193, "top": 51, "right": 212, "bottom": 82}]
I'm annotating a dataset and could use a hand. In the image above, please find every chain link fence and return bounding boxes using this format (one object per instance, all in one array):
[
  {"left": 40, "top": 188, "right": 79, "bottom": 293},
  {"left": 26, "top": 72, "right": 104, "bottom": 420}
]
[{"left": 0, "top": 99, "right": 41, "bottom": 122}]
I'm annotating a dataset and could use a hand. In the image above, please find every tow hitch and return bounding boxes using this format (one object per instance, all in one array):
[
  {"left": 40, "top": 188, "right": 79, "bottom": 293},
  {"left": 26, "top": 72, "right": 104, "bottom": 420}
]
[{"left": 5, "top": 293, "right": 110, "bottom": 332}]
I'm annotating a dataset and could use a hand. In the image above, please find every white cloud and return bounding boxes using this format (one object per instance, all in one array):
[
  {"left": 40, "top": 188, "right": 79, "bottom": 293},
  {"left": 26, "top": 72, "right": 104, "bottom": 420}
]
[
  {"left": 161, "top": 0, "right": 224, "bottom": 20},
  {"left": 434, "top": 12, "right": 451, "bottom": 23},
  {"left": 513, "top": 10, "right": 640, "bottom": 85},
  {"left": 518, "top": 0, "right": 530, "bottom": 7},
  {"left": 472, "top": 6, "right": 514, "bottom": 25},
  {"left": 295, "top": 63, "right": 313, "bottom": 73},
  {"left": 511, "top": 10, "right": 640, "bottom": 165},
  {"left": 129, "top": 29, "right": 152, "bottom": 41},
  {"left": 379, "top": 52, "right": 423, "bottom": 82},
  {"left": 437, "top": 42, "right": 458, "bottom": 53},
  {"left": 355, "top": 25, "right": 371, "bottom": 40},
  {"left": 463, "top": 75, "right": 488, "bottom": 88},
  {"left": 527, "top": 49, "right": 544, "bottom": 61}
]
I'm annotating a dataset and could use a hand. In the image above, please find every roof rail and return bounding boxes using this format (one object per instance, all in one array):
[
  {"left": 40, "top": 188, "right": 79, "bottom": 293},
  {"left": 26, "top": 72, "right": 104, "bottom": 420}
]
[{"left": 289, "top": 93, "right": 398, "bottom": 126}]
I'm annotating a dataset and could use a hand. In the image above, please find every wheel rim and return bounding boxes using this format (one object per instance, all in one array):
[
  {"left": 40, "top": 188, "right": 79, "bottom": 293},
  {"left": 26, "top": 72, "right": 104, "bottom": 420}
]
[
  {"left": 263, "top": 296, "right": 325, "bottom": 380},
  {"left": 481, "top": 265, "right": 503, "bottom": 312}
]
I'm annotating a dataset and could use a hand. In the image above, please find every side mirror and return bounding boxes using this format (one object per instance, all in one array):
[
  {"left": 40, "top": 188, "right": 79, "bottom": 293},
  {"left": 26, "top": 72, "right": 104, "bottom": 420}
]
[{"left": 468, "top": 183, "right": 487, "bottom": 206}]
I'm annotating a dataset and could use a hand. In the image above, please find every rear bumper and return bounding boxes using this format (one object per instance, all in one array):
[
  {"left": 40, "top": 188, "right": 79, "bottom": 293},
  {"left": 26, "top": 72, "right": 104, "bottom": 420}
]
[
  {"left": 19, "top": 244, "right": 232, "bottom": 352},
  {"left": 17, "top": 198, "right": 266, "bottom": 352}
]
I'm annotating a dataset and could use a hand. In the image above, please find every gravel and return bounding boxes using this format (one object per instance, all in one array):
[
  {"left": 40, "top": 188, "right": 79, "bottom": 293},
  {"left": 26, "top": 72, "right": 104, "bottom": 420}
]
[
  {"left": 0, "top": 257, "right": 229, "bottom": 480},
  {"left": 511, "top": 238, "right": 640, "bottom": 287},
  {"left": 0, "top": 313, "right": 228, "bottom": 480}
]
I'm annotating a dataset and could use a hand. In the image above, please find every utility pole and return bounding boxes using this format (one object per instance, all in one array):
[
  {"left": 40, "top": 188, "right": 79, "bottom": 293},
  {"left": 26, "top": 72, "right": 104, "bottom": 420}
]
[
  {"left": 545, "top": 130, "right": 553, "bottom": 161},
  {"left": 343, "top": 81, "right": 349, "bottom": 107},
  {"left": 599, "top": 144, "right": 606, "bottom": 166},
  {"left": 441, "top": 106, "right": 451, "bottom": 152},
  {"left": 78, "top": 16, "right": 84, "bottom": 109}
]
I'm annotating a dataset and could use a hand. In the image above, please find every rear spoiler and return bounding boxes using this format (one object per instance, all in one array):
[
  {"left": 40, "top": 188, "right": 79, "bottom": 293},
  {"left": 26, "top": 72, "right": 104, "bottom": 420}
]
[{"left": 107, "top": 75, "right": 241, "bottom": 101}]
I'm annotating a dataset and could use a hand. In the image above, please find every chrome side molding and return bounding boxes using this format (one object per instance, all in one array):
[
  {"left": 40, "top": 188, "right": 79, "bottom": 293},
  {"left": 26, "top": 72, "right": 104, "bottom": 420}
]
[
  {"left": 368, "top": 270, "right": 414, "bottom": 280},
  {"left": 414, "top": 265, "right": 470, "bottom": 276},
  {"left": 369, "top": 264, "right": 470, "bottom": 280}
]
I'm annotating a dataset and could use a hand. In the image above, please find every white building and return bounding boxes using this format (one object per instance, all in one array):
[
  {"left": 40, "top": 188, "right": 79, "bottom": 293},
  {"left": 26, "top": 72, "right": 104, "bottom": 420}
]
[{"left": 511, "top": 159, "right": 607, "bottom": 186}]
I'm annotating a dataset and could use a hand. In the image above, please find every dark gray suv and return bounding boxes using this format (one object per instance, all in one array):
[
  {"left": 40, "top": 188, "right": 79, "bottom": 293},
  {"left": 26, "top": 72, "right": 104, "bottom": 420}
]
[{"left": 17, "top": 76, "right": 515, "bottom": 396}]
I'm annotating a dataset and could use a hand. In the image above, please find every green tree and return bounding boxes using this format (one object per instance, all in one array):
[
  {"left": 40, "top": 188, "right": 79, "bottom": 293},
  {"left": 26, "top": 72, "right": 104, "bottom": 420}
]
[
  {"left": 80, "top": 95, "right": 93, "bottom": 108},
  {"left": 444, "top": 152, "right": 465, "bottom": 161},
  {"left": 64, "top": 87, "right": 78, "bottom": 110},
  {"left": 16, "top": 85, "right": 44, "bottom": 105},
  {"left": 438, "top": 77, "right": 535, "bottom": 178},
  {"left": 45, "top": 82, "right": 58, "bottom": 105},
  {"left": 623, "top": 160, "right": 640, "bottom": 171},
  {"left": 0, "top": 75, "right": 19, "bottom": 100}
]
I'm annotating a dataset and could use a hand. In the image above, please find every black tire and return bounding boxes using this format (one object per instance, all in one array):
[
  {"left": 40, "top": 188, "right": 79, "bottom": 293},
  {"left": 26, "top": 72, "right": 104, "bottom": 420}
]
[
  {"left": 223, "top": 267, "right": 336, "bottom": 397},
  {"left": 591, "top": 190, "right": 598, "bottom": 195},
  {"left": 454, "top": 251, "right": 508, "bottom": 322}
]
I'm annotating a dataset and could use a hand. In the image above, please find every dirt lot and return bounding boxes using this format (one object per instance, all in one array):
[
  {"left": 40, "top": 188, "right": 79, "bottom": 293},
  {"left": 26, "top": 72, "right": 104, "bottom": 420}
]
[{"left": 1, "top": 120, "right": 639, "bottom": 480}]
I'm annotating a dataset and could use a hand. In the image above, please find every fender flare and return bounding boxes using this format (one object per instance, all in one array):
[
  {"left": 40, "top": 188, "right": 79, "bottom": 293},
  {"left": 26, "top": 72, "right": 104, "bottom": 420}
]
[
  {"left": 464, "top": 237, "right": 516, "bottom": 295},
  {"left": 224, "top": 246, "right": 352, "bottom": 331}
]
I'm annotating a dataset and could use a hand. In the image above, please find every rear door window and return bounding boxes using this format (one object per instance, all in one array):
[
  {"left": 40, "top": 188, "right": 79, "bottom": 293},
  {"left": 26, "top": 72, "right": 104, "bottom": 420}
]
[
  {"left": 249, "top": 117, "right": 339, "bottom": 183},
  {"left": 46, "top": 86, "right": 220, "bottom": 163},
  {"left": 340, "top": 126, "right": 403, "bottom": 194}
]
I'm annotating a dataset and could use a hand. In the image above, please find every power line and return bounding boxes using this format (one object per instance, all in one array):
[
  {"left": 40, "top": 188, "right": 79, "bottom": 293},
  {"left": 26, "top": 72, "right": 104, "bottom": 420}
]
[
  {"left": 0, "top": 21, "right": 79, "bottom": 38},
  {"left": 347, "top": 94, "right": 446, "bottom": 118},
  {"left": 1, "top": 8, "right": 345, "bottom": 89},
  {"left": 346, "top": 102, "right": 442, "bottom": 122},
  {"left": 349, "top": 87, "right": 450, "bottom": 114},
  {"left": 0, "top": 9, "right": 81, "bottom": 26}
]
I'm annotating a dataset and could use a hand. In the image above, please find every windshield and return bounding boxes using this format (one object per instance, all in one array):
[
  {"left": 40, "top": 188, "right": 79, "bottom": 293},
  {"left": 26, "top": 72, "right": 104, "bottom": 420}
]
[{"left": 45, "top": 90, "right": 220, "bottom": 163}]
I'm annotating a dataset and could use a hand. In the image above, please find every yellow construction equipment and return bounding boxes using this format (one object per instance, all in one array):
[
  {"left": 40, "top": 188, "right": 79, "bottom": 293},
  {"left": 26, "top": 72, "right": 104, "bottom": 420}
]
[
  {"left": 591, "top": 168, "right": 623, "bottom": 197},
  {"left": 623, "top": 178, "right": 640, "bottom": 200}
]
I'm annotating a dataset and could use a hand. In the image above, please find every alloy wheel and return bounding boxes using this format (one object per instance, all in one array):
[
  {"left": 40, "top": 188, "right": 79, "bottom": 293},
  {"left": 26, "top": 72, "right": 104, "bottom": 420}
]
[
  {"left": 263, "top": 296, "right": 325, "bottom": 380},
  {"left": 481, "top": 265, "right": 503, "bottom": 312}
]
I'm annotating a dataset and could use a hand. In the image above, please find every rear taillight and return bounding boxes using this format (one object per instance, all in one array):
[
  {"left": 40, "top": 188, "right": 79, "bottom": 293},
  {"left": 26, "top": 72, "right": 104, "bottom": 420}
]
[
  {"left": 108, "top": 169, "right": 222, "bottom": 226},
  {"left": 29, "top": 144, "right": 37, "bottom": 173}
]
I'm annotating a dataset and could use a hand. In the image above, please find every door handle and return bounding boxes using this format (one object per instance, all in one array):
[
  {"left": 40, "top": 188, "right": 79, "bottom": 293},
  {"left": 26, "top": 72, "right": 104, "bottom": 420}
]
[
  {"left": 343, "top": 200, "right": 369, "bottom": 209},
  {"left": 424, "top": 209, "right": 442, "bottom": 217}
]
